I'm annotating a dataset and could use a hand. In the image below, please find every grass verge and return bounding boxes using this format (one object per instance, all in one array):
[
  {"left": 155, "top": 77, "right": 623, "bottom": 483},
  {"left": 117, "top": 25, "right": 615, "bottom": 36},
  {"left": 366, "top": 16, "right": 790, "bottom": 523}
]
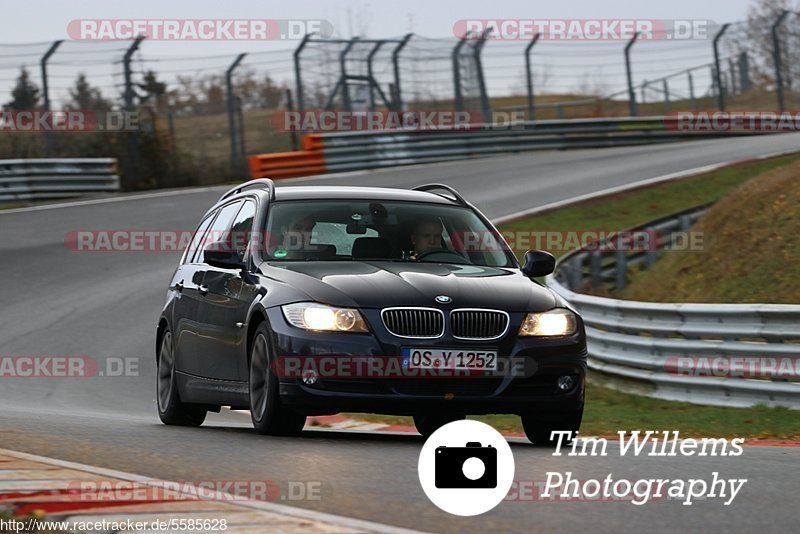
[
  {"left": 619, "top": 156, "right": 800, "bottom": 303},
  {"left": 500, "top": 151, "right": 800, "bottom": 262}
]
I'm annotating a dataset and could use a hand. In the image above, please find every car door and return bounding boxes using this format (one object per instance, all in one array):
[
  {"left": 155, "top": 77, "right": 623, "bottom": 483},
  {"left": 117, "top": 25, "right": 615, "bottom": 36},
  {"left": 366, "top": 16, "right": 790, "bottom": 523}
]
[
  {"left": 192, "top": 199, "right": 248, "bottom": 380},
  {"left": 172, "top": 211, "right": 218, "bottom": 377}
]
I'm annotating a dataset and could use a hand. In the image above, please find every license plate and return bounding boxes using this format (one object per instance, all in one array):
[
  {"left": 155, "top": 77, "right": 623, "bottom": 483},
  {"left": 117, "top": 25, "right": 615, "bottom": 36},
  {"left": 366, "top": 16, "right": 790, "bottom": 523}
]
[{"left": 402, "top": 348, "right": 498, "bottom": 371}]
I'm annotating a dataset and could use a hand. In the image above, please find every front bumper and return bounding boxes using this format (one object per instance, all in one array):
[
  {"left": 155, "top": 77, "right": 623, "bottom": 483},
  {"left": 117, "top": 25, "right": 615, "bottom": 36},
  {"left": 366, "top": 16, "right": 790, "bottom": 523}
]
[{"left": 265, "top": 307, "right": 587, "bottom": 417}]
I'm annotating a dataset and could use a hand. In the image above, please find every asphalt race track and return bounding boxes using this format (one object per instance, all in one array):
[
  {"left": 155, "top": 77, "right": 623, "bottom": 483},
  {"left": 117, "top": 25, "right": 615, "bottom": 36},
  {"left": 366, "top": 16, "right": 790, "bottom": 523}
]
[{"left": 1, "top": 134, "right": 799, "bottom": 532}]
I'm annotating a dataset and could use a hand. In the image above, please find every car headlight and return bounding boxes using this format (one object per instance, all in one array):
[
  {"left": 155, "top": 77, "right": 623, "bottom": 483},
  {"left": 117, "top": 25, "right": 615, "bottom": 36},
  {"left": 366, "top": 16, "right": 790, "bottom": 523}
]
[
  {"left": 518, "top": 309, "right": 577, "bottom": 337},
  {"left": 282, "top": 303, "right": 369, "bottom": 332}
]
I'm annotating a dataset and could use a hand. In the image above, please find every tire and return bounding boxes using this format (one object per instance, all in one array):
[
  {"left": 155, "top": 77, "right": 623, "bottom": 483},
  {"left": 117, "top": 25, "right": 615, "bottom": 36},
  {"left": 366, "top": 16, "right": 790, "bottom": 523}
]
[
  {"left": 521, "top": 406, "right": 583, "bottom": 446},
  {"left": 249, "top": 323, "right": 307, "bottom": 436},
  {"left": 157, "top": 330, "right": 207, "bottom": 427},
  {"left": 413, "top": 413, "right": 466, "bottom": 438}
]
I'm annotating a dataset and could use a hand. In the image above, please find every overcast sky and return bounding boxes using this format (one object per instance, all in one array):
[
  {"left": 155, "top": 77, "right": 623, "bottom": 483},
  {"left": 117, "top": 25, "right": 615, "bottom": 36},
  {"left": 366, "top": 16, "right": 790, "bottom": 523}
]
[
  {"left": 7, "top": 0, "right": 755, "bottom": 47},
  {"left": 2, "top": 0, "right": 758, "bottom": 106}
]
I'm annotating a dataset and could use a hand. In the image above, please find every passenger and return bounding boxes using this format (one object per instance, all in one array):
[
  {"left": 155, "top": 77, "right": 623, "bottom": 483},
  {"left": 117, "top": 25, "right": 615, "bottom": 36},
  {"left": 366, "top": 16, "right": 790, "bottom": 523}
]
[{"left": 277, "top": 214, "right": 316, "bottom": 259}]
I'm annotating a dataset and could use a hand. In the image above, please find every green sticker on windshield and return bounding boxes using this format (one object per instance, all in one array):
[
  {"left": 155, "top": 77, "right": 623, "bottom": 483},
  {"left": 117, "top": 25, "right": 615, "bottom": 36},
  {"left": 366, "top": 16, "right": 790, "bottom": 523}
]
[{"left": 274, "top": 249, "right": 288, "bottom": 258}]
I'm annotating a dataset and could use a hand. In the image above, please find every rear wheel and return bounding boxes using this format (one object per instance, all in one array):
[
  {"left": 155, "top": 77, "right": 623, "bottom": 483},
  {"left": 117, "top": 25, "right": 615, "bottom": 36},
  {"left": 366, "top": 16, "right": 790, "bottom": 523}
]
[
  {"left": 413, "top": 413, "right": 466, "bottom": 438},
  {"left": 249, "top": 324, "right": 307, "bottom": 436},
  {"left": 521, "top": 406, "right": 583, "bottom": 446},
  {"left": 157, "top": 330, "right": 207, "bottom": 427}
]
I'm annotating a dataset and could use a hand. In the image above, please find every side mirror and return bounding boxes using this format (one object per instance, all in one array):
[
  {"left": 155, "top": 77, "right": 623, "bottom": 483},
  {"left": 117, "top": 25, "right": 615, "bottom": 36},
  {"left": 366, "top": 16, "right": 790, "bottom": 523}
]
[
  {"left": 521, "top": 249, "right": 555, "bottom": 278},
  {"left": 204, "top": 242, "right": 246, "bottom": 270}
]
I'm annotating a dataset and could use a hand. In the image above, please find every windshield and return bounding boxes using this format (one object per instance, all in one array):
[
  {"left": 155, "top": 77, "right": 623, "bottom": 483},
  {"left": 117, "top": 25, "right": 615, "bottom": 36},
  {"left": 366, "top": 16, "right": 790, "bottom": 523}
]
[{"left": 263, "top": 200, "right": 515, "bottom": 268}]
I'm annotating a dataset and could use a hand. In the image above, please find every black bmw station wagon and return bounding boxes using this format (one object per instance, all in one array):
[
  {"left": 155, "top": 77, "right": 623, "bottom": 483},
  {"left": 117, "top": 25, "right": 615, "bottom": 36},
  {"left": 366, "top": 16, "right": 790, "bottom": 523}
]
[{"left": 156, "top": 179, "right": 586, "bottom": 444}]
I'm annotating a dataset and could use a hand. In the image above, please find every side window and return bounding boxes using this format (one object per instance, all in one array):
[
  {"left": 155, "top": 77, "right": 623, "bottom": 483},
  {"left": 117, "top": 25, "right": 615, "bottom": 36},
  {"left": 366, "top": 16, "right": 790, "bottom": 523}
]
[
  {"left": 182, "top": 213, "right": 216, "bottom": 265},
  {"left": 229, "top": 200, "right": 257, "bottom": 259},
  {"left": 193, "top": 200, "right": 242, "bottom": 264}
]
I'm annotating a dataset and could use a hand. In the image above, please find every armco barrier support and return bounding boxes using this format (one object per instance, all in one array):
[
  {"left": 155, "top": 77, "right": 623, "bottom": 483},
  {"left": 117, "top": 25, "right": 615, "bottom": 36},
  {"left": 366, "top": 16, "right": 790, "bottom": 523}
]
[{"left": 0, "top": 158, "right": 119, "bottom": 203}]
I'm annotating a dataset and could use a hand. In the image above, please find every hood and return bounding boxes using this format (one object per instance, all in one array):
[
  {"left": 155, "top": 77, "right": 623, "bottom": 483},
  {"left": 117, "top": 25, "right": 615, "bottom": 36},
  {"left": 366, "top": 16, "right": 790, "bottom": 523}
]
[{"left": 259, "top": 261, "right": 557, "bottom": 312}]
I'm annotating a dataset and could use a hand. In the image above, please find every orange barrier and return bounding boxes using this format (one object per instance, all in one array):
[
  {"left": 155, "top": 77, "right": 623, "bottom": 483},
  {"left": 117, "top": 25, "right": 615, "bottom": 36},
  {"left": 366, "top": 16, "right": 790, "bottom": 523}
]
[
  {"left": 302, "top": 134, "right": 325, "bottom": 151},
  {"left": 248, "top": 142, "right": 326, "bottom": 180}
]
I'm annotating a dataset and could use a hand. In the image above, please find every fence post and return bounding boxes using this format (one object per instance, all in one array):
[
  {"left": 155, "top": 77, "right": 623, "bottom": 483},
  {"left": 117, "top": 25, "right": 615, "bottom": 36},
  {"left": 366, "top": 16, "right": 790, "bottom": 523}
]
[
  {"left": 122, "top": 36, "right": 144, "bottom": 189},
  {"left": 285, "top": 89, "right": 299, "bottom": 151},
  {"left": 688, "top": 71, "right": 696, "bottom": 109},
  {"left": 167, "top": 106, "right": 175, "bottom": 143},
  {"left": 40, "top": 40, "right": 62, "bottom": 157},
  {"left": 123, "top": 37, "right": 144, "bottom": 111},
  {"left": 339, "top": 37, "right": 358, "bottom": 111},
  {"left": 294, "top": 33, "right": 313, "bottom": 112},
  {"left": 727, "top": 57, "right": 738, "bottom": 95},
  {"left": 713, "top": 23, "right": 730, "bottom": 111},
  {"left": 226, "top": 53, "right": 246, "bottom": 174},
  {"left": 452, "top": 33, "right": 471, "bottom": 112},
  {"left": 525, "top": 33, "right": 541, "bottom": 121},
  {"left": 663, "top": 78, "right": 671, "bottom": 112},
  {"left": 237, "top": 96, "right": 246, "bottom": 164},
  {"left": 625, "top": 32, "right": 639, "bottom": 116},
  {"left": 366, "top": 41, "right": 385, "bottom": 111},
  {"left": 473, "top": 28, "right": 492, "bottom": 123},
  {"left": 738, "top": 51, "right": 751, "bottom": 92},
  {"left": 641, "top": 80, "right": 648, "bottom": 105},
  {"left": 710, "top": 66, "right": 717, "bottom": 98},
  {"left": 772, "top": 10, "right": 790, "bottom": 112},
  {"left": 391, "top": 33, "right": 413, "bottom": 111}
]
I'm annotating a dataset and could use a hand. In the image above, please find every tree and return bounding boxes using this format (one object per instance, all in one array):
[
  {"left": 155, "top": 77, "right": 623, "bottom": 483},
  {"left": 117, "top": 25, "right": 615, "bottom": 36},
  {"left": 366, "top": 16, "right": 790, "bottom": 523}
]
[
  {"left": 744, "top": 0, "right": 800, "bottom": 88},
  {"left": 5, "top": 68, "right": 40, "bottom": 110},
  {"left": 137, "top": 70, "right": 168, "bottom": 112},
  {"left": 258, "top": 75, "right": 286, "bottom": 109},
  {"left": 67, "top": 73, "right": 113, "bottom": 112},
  {"left": 198, "top": 75, "right": 226, "bottom": 114}
]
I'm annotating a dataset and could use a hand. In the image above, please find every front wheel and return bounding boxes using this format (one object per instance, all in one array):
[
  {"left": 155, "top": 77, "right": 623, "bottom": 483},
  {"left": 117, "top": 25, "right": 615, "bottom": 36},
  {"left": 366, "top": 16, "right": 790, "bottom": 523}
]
[
  {"left": 413, "top": 413, "right": 466, "bottom": 438},
  {"left": 157, "top": 330, "right": 207, "bottom": 427},
  {"left": 249, "top": 324, "right": 306, "bottom": 436},
  {"left": 521, "top": 406, "right": 583, "bottom": 446}
]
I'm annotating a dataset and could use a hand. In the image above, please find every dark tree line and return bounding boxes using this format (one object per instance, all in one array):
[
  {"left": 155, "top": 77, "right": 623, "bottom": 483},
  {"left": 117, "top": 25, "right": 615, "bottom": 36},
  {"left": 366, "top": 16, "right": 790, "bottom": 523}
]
[{"left": 4, "top": 67, "right": 289, "bottom": 115}]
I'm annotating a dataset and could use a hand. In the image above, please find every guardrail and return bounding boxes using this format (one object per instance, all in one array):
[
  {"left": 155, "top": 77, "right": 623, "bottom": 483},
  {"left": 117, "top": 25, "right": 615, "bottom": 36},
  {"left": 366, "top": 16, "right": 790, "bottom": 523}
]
[
  {"left": 545, "top": 206, "right": 800, "bottom": 409},
  {"left": 249, "top": 116, "right": 758, "bottom": 179},
  {"left": 0, "top": 158, "right": 120, "bottom": 204}
]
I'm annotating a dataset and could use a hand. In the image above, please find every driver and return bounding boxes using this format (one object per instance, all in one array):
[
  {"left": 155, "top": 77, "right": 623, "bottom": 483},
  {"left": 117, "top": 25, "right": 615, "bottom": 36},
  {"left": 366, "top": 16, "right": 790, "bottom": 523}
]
[
  {"left": 276, "top": 214, "right": 316, "bottom": 259},
  {"left": 410, "top": 218, "right": 443, "bottom": 259}
]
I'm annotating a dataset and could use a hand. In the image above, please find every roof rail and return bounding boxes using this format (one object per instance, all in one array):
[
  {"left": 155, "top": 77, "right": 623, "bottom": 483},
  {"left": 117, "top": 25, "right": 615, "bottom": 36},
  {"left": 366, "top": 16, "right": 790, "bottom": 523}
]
[
  {"left": 218, "top": 178, "right": 276, "bottom": 203},
  {"left": 412, "top": 183, "right": 467, "bottom": 206}
]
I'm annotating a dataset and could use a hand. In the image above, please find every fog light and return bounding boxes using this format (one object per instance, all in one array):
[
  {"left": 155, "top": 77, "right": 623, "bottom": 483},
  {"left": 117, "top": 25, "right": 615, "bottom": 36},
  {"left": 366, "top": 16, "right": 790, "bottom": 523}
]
[
  {"left": 302, "top": 370, "right": 318, "bottom": 386},
  {"left": 557, "top": 375, "right": 575, "bottom": 391}
]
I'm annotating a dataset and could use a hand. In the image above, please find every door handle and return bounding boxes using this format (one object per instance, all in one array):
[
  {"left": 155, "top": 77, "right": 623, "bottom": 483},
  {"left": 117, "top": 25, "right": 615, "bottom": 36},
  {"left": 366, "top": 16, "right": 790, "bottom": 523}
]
[
  {"left": 198, "top": 285, "right": 209, "bottom": 296},
  {"left": 174, "top": 280, "right": 184, "bottom": 292}
]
